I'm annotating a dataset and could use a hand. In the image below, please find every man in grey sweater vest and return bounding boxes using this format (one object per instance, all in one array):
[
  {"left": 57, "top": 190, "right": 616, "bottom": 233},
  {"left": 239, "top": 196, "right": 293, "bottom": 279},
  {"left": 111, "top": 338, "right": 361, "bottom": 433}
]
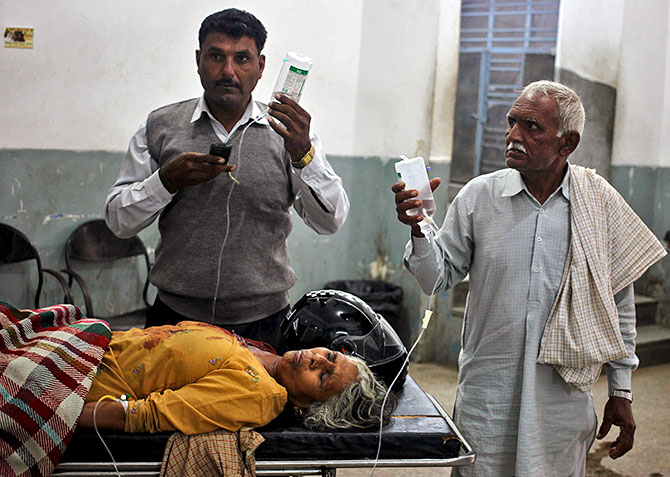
[{"left": 104, "top": 9, "right": 349, "bottom": 353}]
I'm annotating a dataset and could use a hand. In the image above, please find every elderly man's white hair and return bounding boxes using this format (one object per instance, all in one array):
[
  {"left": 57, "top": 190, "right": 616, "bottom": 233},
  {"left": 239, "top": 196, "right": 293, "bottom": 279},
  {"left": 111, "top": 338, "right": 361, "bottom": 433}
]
[{"left": 521, "top": 80, "right": 586, "bottom": 136}]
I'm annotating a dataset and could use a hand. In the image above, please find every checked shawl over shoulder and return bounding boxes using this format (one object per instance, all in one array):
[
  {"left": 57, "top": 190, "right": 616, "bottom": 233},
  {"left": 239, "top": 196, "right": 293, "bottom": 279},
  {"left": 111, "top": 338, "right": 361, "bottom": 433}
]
[
  {"left": 538, "top": 165, "right": 667, "bottom": 391},
  {"left": 0, "top": 302, "right": 111, "bottom": 477}
]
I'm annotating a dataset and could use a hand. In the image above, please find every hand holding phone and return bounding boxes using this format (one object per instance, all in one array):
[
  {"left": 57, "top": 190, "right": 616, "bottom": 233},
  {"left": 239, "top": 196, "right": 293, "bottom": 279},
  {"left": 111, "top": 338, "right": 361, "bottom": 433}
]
[{"left": 209, "top": 143, "right": 232, "bottom": 163}]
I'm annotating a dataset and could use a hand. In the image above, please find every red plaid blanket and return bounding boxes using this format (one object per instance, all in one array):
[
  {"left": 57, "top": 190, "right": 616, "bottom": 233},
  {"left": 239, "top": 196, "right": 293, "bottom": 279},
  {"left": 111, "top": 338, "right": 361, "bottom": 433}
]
[{"left": 0, "top": 302, "right": 111, "bottom": 477}]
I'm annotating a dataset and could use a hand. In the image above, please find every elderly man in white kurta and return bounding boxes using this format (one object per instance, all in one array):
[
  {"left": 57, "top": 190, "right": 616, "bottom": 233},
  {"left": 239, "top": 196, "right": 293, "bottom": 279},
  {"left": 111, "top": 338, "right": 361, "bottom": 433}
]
[{"left": 392, "top": 81, "right": 666, "bottom": 476}]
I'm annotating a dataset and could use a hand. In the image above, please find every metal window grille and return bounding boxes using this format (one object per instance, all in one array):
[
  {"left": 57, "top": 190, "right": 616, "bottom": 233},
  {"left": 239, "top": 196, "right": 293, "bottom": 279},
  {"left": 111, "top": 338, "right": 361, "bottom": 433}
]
[{"left": 459, "top": 0, "right": 559, "bottom": 176}]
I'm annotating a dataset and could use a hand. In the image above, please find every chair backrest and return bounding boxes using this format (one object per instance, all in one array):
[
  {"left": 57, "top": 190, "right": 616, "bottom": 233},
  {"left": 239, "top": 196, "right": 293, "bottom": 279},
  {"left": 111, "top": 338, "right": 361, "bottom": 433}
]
[
  {"left": 63, "top": 219, "right": 152, "bottom": 316},
  {"left": 0, "top": 223, "right": 45, "bottom": 307},
  {"left": 65, "top": 220, "right": 148, "bottom": 263}
]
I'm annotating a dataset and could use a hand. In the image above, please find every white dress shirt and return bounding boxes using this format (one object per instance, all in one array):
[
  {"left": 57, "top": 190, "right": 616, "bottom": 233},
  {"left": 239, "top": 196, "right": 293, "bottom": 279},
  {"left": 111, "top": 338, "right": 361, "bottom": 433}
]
[{"left": 105, "top": 94, "right": 349, "bottom": 238}]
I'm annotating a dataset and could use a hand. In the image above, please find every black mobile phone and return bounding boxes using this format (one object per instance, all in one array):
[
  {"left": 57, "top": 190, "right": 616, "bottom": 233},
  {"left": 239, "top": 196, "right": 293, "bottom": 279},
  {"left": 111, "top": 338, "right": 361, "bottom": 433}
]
[{"left": 209, "top": 143, "right": 232, "bottom": 163}]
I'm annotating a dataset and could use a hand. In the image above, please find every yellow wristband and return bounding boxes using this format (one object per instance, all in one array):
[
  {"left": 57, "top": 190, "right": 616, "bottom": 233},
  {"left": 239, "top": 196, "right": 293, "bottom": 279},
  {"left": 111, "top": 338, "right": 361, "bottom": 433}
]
[{"left": 291, "top": 144, "right": 315, "bottom": 169}]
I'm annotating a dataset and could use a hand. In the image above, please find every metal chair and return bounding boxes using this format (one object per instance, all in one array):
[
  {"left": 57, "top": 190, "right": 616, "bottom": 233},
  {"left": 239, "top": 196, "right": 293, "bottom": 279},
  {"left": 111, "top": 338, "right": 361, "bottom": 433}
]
[
  {"left": 62, "top": 219, "right": 152, "bottom": 323},
  {"left": 0, "top": 222, "right": 73, "bottom": 307}
]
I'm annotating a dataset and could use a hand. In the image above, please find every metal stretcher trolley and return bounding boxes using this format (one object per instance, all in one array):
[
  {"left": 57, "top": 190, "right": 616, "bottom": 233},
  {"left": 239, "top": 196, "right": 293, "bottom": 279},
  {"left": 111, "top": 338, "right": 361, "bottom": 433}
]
[{"left": 54, "top": 376, "right": 475, "bottom": 476}]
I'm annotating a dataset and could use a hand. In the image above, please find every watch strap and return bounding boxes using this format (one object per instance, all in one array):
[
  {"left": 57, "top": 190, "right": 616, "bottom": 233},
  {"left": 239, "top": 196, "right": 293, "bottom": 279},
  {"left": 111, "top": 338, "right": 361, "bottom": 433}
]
[
  {"left": 291, "top": 144, "right": 315, "bottom": 169},
  {"left": 609, "top": 389, "right": 633, "bottom": 402}
]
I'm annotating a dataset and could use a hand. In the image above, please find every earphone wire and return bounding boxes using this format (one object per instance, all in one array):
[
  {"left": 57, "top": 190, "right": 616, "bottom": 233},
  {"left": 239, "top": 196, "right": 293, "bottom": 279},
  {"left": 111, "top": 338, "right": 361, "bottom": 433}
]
[
  {"left": 210, "top": 116, "right": 263, "bottom": 322},
  {"left": 93, "top": 113, "right": 269, "bottom": 473}
]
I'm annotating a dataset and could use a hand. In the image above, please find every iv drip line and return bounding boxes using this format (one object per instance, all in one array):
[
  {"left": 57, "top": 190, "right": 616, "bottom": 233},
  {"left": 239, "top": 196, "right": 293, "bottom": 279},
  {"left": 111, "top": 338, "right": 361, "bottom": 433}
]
[{"left": 370, "top": 210, "right": 444, "bottom": 475}]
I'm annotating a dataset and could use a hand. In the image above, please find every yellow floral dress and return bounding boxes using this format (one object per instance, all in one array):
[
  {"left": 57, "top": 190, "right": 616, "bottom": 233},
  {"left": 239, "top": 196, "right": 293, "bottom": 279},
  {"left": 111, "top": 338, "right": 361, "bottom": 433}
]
[{"left": 87, "top": 321, "right": 287, "bottom": 434}]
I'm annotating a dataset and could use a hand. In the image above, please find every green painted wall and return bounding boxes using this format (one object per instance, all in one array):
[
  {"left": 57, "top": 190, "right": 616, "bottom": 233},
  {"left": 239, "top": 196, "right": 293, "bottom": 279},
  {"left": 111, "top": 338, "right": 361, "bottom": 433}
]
[
  {"left": 2, "top": 150, "right": 666, "bottom": 357},
  {"left": 611, "top": 164, "right": 670, "bottom": 325},
  {"left": 0, "top": 149, "right": 449, "bottom": 345},
  {"left": 288, "top": 156, "right": 451, "bottom": 346},
  {"left": 610, "top": 165, "right": 670, "bottom": 239},
  {"left": 1, "top": 150, "right": 158, "bottom": 314}
]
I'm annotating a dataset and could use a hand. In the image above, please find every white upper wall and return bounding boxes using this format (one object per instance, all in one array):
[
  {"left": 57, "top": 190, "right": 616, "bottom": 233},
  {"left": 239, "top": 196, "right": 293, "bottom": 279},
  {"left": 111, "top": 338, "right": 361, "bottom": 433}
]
[
  {"left": 430, "top": 0, "right": 461, "bottom": 164},
  {"left": 555, "top": 0, "right": 624, "bottom": 88},
  {"left": 612, "top": 0, "right": 670, "bottom": 167},
  {"left": 0, "top": 0, "right": 365, "bottom": 153},
  {"left": 557, "top": 0, "right": 670, "bottom": 169},
  {"left": 662, "top": 15, "right": 670, "bottom": 161},
  {"left": 353, "top": 0, "right": 441, "bottom": 159},
  {"left": 0, "top": 0, "right": 458, "bottom": 158}
]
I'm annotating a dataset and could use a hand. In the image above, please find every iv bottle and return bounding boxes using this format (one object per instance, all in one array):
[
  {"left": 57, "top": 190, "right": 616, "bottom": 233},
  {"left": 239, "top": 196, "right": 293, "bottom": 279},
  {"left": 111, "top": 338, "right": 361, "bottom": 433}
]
[
  {"left": 271, "top": 52, "right": 312, "bottom": 103},
  {"left": 395, "top": 156, "right": 435, "bottom": 236}
]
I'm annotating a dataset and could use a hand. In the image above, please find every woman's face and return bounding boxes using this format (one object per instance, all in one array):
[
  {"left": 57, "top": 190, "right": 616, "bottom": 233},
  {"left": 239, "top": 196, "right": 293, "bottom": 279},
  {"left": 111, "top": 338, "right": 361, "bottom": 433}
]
[{"left": 276, "top": 347, "right": 358, "bottom": 407}]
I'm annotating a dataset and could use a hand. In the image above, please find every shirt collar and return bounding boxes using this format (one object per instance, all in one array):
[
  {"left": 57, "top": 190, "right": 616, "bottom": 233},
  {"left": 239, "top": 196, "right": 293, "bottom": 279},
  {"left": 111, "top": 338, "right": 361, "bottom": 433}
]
[
  {"left": 190, "top": 93, "right": 269, "bottom": 127},
  {"left": 501, "top": 168, "right": 526, "bottom": 198},
  {"left": 500, "top": 163, "right": 571, "bottom": 201},
  {"left": 560, "top": 163, "right": 571, "bottom": 200}
]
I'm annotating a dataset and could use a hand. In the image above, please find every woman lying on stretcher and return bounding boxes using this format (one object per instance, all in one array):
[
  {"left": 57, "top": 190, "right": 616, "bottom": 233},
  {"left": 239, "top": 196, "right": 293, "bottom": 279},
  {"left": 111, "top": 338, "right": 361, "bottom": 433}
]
[{"left": 78, "top": 321, "right": 392, "bottom": 434}]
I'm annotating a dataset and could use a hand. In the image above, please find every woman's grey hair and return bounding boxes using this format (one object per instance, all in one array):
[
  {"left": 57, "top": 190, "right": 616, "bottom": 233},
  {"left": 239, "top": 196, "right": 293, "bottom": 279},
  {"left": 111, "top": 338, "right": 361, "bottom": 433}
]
[
  {"left": 301, "top": 356, "right": 396, "bottom": 431},
  {"left": 521, "top": 80, "right": 586, "bottom": 136}
]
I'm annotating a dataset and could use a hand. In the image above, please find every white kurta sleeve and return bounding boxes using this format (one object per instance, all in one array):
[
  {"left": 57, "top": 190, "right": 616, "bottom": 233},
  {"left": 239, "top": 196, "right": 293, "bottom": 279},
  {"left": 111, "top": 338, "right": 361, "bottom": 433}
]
[
  {"left": 604, "top": 283, "right": 639, "bottom": 391},
  {"left": 403, "top": 192, "right": 473, "bottom": 295}
]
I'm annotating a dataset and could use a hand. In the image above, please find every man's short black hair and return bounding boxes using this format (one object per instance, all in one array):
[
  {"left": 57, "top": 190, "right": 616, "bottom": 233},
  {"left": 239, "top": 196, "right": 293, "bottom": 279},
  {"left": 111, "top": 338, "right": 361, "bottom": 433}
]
[{"left": 199, "top": 8, "right": 267, "bottom": 54}]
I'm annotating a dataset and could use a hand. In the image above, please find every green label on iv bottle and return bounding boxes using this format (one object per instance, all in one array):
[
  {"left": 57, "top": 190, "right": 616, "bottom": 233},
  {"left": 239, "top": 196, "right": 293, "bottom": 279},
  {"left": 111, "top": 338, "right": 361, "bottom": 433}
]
[
  {"left": 280, "top": 69, "right": 308, "bottom": 98},
  {"left": 272, "top": 52, "right": 313, "bottom": 103},
  {"left": 289, "top": 66, "right": 309, "bottom": 76}
]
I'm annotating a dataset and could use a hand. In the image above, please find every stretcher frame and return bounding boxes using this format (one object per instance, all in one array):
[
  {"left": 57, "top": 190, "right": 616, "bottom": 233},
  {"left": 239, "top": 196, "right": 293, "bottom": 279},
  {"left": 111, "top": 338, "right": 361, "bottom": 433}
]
[{"left": 54, "top": 377, "right": 475, "bottom": 476}]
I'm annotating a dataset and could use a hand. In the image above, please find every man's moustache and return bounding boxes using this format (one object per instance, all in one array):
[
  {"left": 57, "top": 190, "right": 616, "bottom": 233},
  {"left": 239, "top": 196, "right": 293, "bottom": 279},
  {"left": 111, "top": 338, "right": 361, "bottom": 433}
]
[
  {"left": 215, "top": 80, "right": 240, "bottom": 89},
  {"left": 507, "top": 142, "right": 527, "bottom": 154}
]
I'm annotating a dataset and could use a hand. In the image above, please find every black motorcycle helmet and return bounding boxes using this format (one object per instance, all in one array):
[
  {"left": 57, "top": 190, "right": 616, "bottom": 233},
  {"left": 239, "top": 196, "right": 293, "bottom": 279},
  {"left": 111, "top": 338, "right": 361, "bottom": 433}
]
[{"left": 281, "top": 289, "right": 408, "bottom": 389}]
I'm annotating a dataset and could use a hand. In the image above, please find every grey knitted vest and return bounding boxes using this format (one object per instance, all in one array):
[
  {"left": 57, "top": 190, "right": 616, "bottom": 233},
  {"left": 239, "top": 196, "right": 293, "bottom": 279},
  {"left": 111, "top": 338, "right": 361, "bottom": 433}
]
[{"left": 146, "top": 98, "right": 295, "bottom": 324}]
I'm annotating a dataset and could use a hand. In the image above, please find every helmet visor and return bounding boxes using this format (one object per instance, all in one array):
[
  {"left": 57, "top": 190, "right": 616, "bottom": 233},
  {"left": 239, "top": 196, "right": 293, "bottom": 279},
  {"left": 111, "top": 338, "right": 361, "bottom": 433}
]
[{"left": 333, "top": 313, "right": 406, "bottom": 365}]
